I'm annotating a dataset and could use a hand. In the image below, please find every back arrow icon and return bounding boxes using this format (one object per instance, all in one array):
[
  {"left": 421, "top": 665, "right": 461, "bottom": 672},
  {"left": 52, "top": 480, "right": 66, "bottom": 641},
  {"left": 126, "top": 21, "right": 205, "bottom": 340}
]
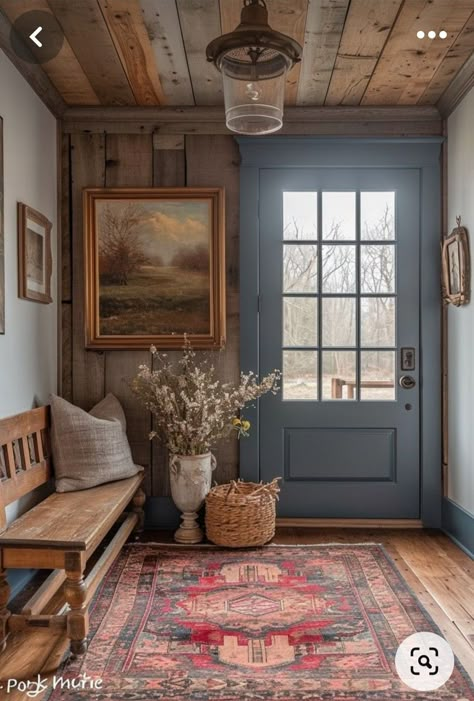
[{"left": 29, "top": 26, "right": 43, "bottom": 47}]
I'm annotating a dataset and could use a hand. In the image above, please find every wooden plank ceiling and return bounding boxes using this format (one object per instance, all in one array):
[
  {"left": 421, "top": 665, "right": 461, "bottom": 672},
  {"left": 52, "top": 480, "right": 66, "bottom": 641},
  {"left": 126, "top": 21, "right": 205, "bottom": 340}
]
[{"left": 1, "top": 0, "right": 474, "bottom": 108}]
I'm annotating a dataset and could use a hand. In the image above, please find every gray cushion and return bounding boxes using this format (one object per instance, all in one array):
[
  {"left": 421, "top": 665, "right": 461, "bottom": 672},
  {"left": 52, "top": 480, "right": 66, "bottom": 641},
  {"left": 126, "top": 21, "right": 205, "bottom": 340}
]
[{"left": 50, "top": 393, "right": 142, "bottom": 492}]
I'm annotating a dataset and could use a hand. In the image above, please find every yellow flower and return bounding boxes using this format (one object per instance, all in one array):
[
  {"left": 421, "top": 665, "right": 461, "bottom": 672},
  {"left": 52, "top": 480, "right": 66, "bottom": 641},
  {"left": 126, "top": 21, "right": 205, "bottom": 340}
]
[
  {"left": 241, "top": 420, "right": 251, "bottom": 432},
  {"left": 232, "top": 417, "right": 241, "bottom": 427}
]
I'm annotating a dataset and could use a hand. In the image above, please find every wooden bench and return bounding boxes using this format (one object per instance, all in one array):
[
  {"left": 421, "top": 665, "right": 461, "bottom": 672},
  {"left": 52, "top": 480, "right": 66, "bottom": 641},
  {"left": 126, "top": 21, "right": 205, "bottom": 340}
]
[{"left": 0, "top": 406, "right": 145, "bottom": 656}]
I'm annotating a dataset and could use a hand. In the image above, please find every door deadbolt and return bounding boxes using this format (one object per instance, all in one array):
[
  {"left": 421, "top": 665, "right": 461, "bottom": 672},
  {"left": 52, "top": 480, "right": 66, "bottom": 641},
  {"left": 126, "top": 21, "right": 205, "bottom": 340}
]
[{"left": 399, "top": 375, "right": 416, "bottom": 390}]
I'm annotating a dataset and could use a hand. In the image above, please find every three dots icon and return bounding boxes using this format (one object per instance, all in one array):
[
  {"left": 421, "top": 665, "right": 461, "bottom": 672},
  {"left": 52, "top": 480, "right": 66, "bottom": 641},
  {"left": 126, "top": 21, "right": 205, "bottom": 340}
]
[{"left": 417, "top": 30, "right": 448, "bottom": 39}]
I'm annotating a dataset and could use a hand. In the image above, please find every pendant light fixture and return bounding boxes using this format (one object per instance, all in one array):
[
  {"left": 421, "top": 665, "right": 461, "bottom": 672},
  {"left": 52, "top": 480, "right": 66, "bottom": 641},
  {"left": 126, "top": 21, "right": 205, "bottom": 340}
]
[{"left": 206, "top": 0, "right": 302, "bottom": 135}]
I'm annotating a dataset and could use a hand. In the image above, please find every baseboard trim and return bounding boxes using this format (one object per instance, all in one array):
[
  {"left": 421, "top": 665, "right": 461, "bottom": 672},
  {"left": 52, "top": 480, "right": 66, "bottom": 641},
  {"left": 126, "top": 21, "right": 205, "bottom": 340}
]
[
  {"left": 145, "top": 496, "right": 180, "bottom": 530},
  {"left": 275, "top": 518, "right": 423, "bottom": 529},
  {"left": 442, "top": 498, "right": 474, "bottom": 558},
  {"left": 146, "top": 498, "right": 426, "bottom": 532},
  {"left": 8, "top": 569, "right": 36, "bottom": 600}
]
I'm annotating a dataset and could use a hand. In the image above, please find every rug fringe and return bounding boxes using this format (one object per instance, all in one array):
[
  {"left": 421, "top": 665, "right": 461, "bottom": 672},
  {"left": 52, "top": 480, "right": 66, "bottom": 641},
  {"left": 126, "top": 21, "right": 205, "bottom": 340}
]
[{"left": 126, "top": 541, "right": 383, "bottom": 548}]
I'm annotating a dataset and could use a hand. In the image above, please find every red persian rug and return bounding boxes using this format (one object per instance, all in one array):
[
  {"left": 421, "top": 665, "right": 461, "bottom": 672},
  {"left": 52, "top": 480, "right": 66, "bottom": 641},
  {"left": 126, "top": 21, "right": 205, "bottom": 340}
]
[{"left": 47, "top": 544, "right": 474, "bottom": 700}]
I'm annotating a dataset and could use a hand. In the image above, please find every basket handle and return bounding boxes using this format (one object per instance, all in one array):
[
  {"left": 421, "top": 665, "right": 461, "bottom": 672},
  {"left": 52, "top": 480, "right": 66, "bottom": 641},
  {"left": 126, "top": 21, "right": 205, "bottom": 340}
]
[
  {"left": 225, "top": 480, "right": 237, "bottom": 499},
  {"left": 223, "top": 477, "right": 281, "bottom": 501},
  {"left": 224, "top": 479, "right": 246, "bottom": 499},
  {"left": 252, "top": 477, "right": 281, "bottom": 498},
  {"left": 251, "top": 482, "right": 268, "bottom": 497}
]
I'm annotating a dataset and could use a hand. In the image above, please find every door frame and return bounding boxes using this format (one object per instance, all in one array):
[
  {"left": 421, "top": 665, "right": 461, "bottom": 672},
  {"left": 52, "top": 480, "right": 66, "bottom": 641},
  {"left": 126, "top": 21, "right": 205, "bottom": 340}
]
[{"left": 238, "top": 137, "right": 443, "bottom": 527}]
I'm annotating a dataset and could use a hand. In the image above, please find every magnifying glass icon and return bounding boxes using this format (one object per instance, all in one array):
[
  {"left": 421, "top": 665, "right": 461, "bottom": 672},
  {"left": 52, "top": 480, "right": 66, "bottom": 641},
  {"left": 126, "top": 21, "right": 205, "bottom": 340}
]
[{"left": 418, "top": 655, "right": 433, "bottom": 669}]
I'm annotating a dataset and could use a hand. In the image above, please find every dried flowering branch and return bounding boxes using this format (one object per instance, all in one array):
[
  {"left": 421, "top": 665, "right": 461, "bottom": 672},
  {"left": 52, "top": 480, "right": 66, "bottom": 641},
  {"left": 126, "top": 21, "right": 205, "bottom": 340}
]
[{"left": 131, "top": 343, "right": 280, "bottom": 456}]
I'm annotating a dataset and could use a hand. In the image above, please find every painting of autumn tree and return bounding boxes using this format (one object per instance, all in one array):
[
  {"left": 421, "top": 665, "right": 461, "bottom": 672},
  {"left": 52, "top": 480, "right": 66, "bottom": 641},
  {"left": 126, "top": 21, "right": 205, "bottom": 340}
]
[
  {"left": 86, "top": 190, "right": 226, "bottom": 346},
  {"left": 99, "top": 203, "right": 150, "bottom": 286}
]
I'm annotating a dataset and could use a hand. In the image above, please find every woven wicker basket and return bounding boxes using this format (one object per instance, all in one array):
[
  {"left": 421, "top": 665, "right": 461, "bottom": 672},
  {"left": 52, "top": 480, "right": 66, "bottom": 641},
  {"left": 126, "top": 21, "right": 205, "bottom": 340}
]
[{"left": 205, "top": 478, "right": 280, "bottom": 547}]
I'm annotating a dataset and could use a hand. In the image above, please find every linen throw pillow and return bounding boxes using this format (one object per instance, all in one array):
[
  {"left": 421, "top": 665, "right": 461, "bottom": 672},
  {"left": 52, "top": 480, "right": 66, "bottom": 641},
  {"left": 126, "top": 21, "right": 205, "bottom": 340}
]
[{"left": 50, "top": 393, "right": 142, "bottom": 492}]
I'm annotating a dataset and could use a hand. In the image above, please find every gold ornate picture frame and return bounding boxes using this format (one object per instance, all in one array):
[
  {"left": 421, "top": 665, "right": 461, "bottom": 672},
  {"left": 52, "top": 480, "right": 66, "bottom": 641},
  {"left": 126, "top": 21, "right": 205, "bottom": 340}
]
[
  {"left": 442, "top": 218, "right": 470, "bottom": 307},
  {"left": 84, "top": 187, "right": 226, "bottom": 350}
]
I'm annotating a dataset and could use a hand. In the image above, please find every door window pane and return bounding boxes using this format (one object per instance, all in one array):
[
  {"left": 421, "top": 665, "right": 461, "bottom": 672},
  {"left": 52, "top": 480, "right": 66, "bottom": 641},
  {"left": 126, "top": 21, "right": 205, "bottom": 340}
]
[
  {"left": 283, "top": 245, "right": 318, "bottom": 293},
  {"left": 360, "top": 351, "right": 395, "bottom": 400},
  {"left": 322, "top": 298, "right": 356, "bottom": 347},
  {"left": 322, "top": 351, "right": 356, "bottom": 400},
  {"left": 283, "top": 351, "right": 318, "bottom": 401},
  {"left": 284, "top": 192, "right": 317, "bottom": 240},
  {"left": 323, "top": 192, "right": 356, "bottom": 240},
  {"left": 361, "top": 245, "right": 395, "bottom": 293},
  {"left": 322, "top": 245, "right": 356, "bottom": 293},
  {"left": 283, "top": 297, "right": 318, "bottom": 347},
  {"left": 361, "top": 192, "right": 395, "bottom": 241},
  {"left": 361, "top": 297, "right": 396, "bottom": 347},
  {"left": 280, "top": 189, "right": 399, "bottom": 403}
]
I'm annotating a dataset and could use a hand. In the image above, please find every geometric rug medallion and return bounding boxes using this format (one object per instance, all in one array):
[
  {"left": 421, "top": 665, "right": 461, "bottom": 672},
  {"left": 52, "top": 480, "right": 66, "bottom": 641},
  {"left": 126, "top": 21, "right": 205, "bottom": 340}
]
[{"left": 47, "top": 544, "right": 474, "bottom": 700}]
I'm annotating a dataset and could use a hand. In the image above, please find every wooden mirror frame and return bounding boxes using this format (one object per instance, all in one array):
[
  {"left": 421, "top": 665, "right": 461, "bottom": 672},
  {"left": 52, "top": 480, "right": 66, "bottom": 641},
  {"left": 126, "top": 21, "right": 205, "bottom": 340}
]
[
  {"left": 442, "top": 222, "right": 470, "bottom": 307},
  {"left": 18, "top": 203, "right": 53, "bottom": 305}
]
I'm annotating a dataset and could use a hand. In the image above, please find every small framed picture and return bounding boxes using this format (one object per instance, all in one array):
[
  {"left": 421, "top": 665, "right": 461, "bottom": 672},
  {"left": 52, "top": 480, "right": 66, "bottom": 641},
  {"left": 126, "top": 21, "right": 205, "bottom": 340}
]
[
  {"left": 442, "top": 220, "right": 470, "bottom": 307},
  {"left": 18, "top": 203, "right": 53, "bottom": 304},
  {"left": 0, "top": 117, "right": 4, "bottom": 333}
]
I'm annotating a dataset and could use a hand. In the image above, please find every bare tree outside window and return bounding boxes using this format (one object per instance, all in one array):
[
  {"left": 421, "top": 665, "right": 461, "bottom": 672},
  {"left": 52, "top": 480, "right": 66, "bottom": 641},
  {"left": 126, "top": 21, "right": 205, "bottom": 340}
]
[{"left": 282, "top": 192, "right": 396, "bottom": 401}]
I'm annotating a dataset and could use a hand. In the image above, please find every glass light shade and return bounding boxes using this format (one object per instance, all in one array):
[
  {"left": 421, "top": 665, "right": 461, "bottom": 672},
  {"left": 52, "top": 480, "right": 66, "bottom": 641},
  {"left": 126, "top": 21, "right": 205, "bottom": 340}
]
[
  {"left": 206, "top": 1, "right": 302, "bottom": 136},
  {"left": 222, "top": 68, "right": 286, "bottom": 135}
]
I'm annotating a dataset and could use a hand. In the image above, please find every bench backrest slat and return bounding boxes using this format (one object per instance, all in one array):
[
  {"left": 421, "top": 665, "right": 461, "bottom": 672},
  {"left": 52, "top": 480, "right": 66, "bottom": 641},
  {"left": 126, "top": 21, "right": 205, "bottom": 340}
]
[{"left": 0, "top": 407, "right": 51, "bottom": 531}]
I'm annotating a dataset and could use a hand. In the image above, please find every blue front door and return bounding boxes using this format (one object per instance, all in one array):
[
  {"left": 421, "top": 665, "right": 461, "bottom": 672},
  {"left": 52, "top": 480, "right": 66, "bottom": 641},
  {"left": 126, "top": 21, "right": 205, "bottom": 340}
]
[{"left": 258, "top": 167, "right": 421, "bottom": 518}]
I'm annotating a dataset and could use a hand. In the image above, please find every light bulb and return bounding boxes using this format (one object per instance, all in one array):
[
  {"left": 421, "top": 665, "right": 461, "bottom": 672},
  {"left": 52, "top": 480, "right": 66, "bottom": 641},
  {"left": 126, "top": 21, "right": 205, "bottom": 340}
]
[
  {"left": 417, "top": 30, "right": 425, "bottom": 39},
  {"left": 245, "top": 82, "right": 261, "bottom": 101}
]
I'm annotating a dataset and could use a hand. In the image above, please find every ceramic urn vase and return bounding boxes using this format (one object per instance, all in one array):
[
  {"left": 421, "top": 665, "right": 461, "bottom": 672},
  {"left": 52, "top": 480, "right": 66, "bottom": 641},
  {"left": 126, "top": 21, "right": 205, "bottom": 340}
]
[{"left": 169, "top": 452, "right": 217, "bottom": 544}]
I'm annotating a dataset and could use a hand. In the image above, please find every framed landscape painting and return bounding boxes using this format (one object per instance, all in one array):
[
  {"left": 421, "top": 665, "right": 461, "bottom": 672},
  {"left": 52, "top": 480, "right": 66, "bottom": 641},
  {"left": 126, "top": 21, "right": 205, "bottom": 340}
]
[{"left": 84, "top": 188, "right": 226, "bottom": 349}]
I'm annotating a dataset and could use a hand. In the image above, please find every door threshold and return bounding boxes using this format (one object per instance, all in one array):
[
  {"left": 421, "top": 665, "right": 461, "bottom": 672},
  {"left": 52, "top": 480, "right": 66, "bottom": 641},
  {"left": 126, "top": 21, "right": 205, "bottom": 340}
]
[{"left": 276, "top": 518, "right": 423, "bottom": 529}]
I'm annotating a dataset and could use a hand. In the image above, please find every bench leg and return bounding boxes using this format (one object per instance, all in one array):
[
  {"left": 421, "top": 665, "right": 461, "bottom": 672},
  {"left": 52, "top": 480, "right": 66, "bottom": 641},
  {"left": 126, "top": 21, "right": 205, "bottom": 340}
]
[
  {"left": 0, "top": 565, "right": 11, "bottom": 651},
  {"left": 133, "top": 487, "right": 146, "bottom": 533},
  {"left": 64, "top": 553, "right": 88, "bottom": 656}
]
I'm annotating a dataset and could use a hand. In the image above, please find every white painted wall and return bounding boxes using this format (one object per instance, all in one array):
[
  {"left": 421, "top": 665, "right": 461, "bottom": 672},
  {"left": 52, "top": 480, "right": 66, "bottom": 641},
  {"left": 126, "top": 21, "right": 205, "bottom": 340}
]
[
  {"left": 0, "top": 51, "right": 58, "bottom": 523},
  {"left": 447, "top": 85, "right": 474, "bottom": 516}
]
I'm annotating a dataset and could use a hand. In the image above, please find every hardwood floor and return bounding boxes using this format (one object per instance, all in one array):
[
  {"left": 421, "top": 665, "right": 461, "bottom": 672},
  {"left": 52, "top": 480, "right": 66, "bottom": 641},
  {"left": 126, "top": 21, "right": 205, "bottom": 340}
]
[
  {"left": 273, "top": 528, "right": 474, "bottom": 676},
  {"left": 0, "top": 528, "right": 472, "bottom": 699}
]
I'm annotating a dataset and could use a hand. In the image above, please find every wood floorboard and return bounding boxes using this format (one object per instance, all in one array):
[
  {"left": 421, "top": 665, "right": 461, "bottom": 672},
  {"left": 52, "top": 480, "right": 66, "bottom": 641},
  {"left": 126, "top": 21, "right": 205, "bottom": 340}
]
[{"left": 0, "top": 528, "right": 472, "bottom": 697}]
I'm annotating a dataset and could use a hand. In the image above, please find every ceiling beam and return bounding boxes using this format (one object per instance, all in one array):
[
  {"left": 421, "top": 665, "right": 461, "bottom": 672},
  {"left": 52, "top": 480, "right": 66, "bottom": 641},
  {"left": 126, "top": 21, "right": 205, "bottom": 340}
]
[
  {"left": 47, "top": 0, "right": 136, "bottom": 106},
  {"left": 0, "top": 8, "right": 66, "bottom": 117},
  {"left": 97, "top": 0, "right": 165, "bottom": 106},
  {"left": 297, "top": 0, "right": 350, "bottom": 106},
  {"left": 61, "top": 105, "right": 443, "bottom": 137},
  {"left": 437, "top": 51, "right": 474, "bottom": 117},
  {"left": 176, "top": 0, "right": 223, "bottom": 105}
]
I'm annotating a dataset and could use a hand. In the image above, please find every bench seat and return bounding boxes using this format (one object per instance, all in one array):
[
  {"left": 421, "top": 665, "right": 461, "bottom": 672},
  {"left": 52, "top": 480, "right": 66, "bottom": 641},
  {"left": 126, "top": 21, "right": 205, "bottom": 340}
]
[
  {"left": 0, "top": 406, "right": 146, "bottom": 656},
  {"left": 0, "top": 474, "right": 143, "bottom": 551}
]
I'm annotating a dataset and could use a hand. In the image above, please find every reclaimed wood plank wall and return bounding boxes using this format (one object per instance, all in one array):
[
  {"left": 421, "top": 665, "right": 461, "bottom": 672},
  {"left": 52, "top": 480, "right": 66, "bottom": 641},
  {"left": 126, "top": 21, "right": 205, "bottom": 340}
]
[{"left": 61, "top": 131, "right": 240, "bottom": 496}]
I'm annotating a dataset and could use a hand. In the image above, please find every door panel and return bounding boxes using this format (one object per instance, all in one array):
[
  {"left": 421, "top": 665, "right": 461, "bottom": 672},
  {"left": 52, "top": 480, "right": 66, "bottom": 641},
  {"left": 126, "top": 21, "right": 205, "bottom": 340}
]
[
  {"left": 259, "top": 168, "right": 420, "bottom": 518},
  {"left": 284, "top": 428, "right": 396, "bottom": 481}
]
